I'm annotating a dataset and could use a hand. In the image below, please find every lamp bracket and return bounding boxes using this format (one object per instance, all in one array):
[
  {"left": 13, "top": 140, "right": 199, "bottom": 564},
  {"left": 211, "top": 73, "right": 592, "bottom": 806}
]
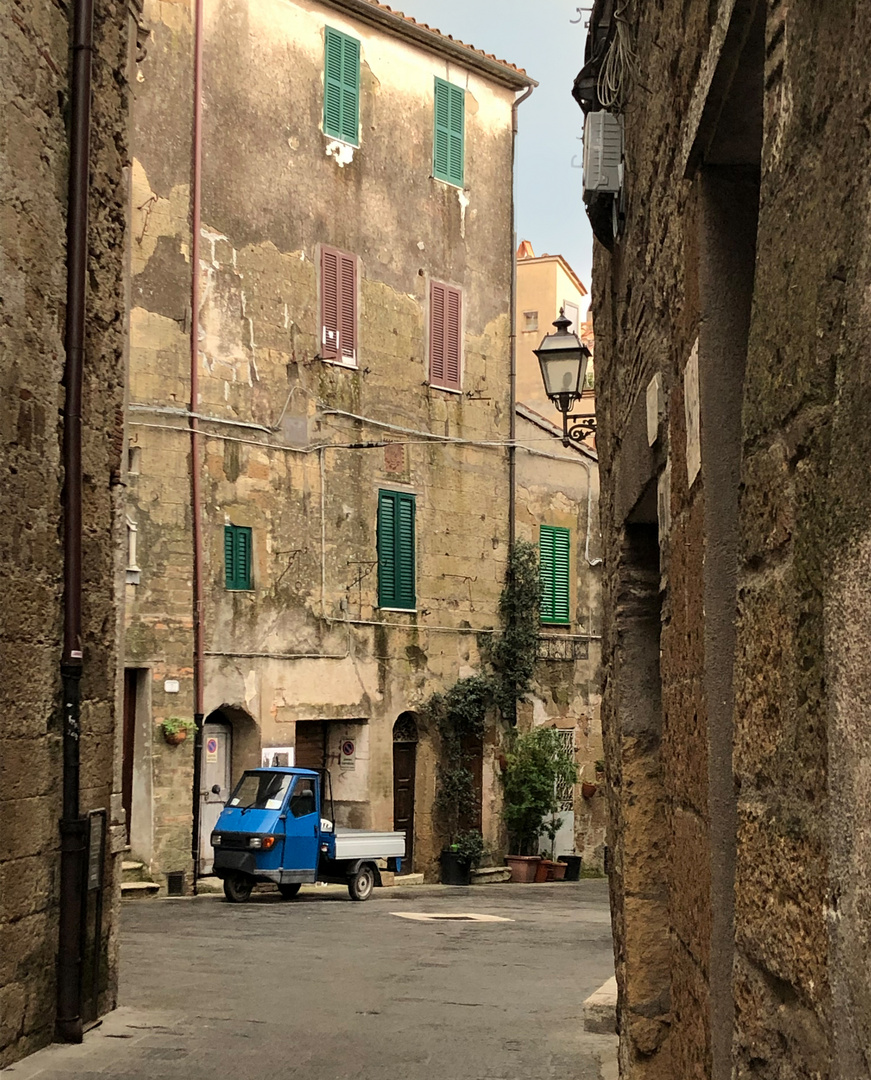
[{"left": 562, "top": 411, "right": 597, "bottom": 448}]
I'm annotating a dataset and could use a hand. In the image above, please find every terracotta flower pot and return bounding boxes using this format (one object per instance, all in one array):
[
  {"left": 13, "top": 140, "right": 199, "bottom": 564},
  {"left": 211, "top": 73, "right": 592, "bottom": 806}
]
[
  {"left": 550, "top": 859, "right": 567, "bottom": 881},
  {"left": 581, "top": 781, "right": 598, "bottom": 799},
  {"left": 535, "top": 858, "right": 552, "bottom": 883},
  {"left": 505, "top": 855, "right": 541, "bottom": 883},
  {"left": 163, "top": 729, "right": 187, "bottom": 747}
]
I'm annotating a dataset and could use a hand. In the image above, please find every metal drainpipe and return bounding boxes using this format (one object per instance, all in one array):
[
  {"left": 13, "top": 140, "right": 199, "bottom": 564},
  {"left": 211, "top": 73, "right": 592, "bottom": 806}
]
[
  {"left": 57, "top": 0, "right": 94, "bottom": 1044},
  {"left": 189, "top": 0, "right": 206, "bottom": 895},
  {"left": 508, "top": 85, "right": 534, "bottom": 553}
]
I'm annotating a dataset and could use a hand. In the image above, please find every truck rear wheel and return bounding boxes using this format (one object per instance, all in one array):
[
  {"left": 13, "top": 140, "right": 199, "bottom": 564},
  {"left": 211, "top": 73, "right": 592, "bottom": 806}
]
[
  {"left": 278, "top": 883, "right": 301, "bottom": 900},
  {"left": 223, "top": 873, "right": 253, "bottom": 903},
  {"left": 348, "top": 863, "right": 375, "bottom": 901}
]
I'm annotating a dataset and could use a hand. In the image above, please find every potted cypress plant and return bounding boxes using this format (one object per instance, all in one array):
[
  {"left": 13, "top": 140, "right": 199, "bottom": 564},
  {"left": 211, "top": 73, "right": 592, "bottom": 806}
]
[{"left": 501, "top": 727, "right": 578, "bottom": 883}]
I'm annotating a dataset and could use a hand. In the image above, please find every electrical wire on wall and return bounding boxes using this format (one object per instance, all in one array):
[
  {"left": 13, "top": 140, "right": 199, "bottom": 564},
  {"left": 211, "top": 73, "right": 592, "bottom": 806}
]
[{"left": 596, "top": 0, "right": 638, "bottom": 112}]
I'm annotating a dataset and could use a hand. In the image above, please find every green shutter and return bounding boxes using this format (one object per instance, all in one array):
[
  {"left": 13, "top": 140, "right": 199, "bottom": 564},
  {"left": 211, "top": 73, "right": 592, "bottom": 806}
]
[
  {"left": 324, "top": 27, "right": 359, "bottom": 144},
  {"left": 224, "top": 526, "right": 235, "bottom": 587},
  {"left": 225, "top": 525, "right": 252, "bottom": 590},
  {"left": 378, "top": 490, "right": 415, "bottom": 610},
  {"left": 434, "top": 77, "right": 464, "bottom": 186},
  {"left": 540, "top": 525, "right": 570, "bottom": 624},
  {"left": 377, "top": 492, "right": 396, "bottom": 607},
  {"left": 396, "top": 494, "right": 416, "bottom": 609}
]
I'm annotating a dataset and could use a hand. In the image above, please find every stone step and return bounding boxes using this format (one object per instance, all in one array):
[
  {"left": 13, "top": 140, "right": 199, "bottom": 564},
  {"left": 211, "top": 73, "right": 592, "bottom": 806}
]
[
  {"left": 121, "top": 880, "right": 161, "bottom": 900},
  {"left": 393, "top": 873, "right": 424, "bottom": 886},
  {"left": 121, "top": 859, "right": 149, "bottom": 885}
]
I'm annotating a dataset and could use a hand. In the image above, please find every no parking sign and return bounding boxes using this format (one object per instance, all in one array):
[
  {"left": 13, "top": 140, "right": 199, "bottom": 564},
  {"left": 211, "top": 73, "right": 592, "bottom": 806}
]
[
  {"left": 340, "top": 739, "right": 356, "bottom": 769},
  {"left": 205, "top": 737, "right": 219, "bottom": 763}
]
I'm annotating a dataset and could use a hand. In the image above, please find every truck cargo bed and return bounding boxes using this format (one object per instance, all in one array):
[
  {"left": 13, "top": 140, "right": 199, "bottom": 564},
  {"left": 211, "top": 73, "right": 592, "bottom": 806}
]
[{"left": 333, "top": 828, "right": 406, "bottom": 860}]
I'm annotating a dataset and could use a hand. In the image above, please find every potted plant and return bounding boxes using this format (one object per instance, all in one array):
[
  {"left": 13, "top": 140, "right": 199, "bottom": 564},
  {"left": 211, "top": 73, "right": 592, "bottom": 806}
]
[
  {"left": 440, "top": 830, "right": 485, "bottom": 886},
  {"left": 161, "top": 716, "right": 195, "bottom": 747},
  {"left": 539, "top": 812, "right": 568, "bottom": 881},
  {"left": 501, "top": 727, "right": 578, "bottom": 883}
]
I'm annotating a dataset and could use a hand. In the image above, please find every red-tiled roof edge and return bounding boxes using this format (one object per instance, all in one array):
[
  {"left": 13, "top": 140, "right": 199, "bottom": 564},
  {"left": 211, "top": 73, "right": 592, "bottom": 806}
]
[{"left": 321, "top": 0, "right": 537, "bottom": 89}]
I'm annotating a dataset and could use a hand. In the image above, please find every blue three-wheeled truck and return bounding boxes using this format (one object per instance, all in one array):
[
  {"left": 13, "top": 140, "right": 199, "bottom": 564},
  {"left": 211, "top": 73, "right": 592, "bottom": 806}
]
[{"left": 211, "top": 766, "right": 406, "bottom": 903}]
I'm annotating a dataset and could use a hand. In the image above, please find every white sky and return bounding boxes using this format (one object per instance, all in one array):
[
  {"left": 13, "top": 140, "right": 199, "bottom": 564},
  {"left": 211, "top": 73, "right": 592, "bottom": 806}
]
[{"left": 394, "top": 0, "right": 595, "bottom": 299}]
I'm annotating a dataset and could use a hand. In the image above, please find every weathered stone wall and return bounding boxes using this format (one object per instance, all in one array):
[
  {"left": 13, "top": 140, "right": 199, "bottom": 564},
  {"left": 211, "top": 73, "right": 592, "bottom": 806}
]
[
  {"left": 591, "top": 0, "right": 871, "bottom": 1077},
  {"left": 125, "top": 0, "right": 529, "bottom": 884},
  {"left": 0, "top": 0, "right": 131, "bottom": 1066}
]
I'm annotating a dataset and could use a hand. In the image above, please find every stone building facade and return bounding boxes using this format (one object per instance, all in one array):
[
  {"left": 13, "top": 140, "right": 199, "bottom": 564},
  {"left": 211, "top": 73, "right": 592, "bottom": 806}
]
[
  {"left": 124, "top": 0, "right": 542, "bottom": 887},
  {"left": 1, "top": 0, "right": 134, "bottom": 1066},
  {"left": 582, "top": 0, "right": 871, "bottom": 1077},
  {"left": 515, "top": 405, "right": 605, "bottom": 868}
]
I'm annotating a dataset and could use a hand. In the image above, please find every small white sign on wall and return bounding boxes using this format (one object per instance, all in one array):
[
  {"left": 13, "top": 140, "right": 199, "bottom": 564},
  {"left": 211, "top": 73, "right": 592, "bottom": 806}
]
[
  {"left": 164, "top": 679, "right": 180, "bottom": 694},
  {"left": 261, "top": 746, "right": 294, "bottom": 767}
]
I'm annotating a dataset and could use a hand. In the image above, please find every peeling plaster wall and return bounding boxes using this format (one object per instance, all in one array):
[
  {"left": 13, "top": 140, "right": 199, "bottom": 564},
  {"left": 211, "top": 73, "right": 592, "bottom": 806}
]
[
  {"left": 126, "top": 0, "right": 519, "bottom": 883},
  {"left": 514, "top": 414, "right": 605, "bottom": 868}
]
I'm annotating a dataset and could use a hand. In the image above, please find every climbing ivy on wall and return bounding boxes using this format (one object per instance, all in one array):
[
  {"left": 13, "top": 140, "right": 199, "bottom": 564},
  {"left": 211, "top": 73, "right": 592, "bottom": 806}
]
[{"left": 426, "top": 540, "right": 540, "bottom": 849}]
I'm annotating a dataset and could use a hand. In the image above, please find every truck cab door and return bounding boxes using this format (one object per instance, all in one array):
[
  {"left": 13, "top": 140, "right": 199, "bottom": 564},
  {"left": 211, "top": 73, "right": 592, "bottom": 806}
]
[{"left": 282, "top": 776, "right": 320, "bottom": 876}]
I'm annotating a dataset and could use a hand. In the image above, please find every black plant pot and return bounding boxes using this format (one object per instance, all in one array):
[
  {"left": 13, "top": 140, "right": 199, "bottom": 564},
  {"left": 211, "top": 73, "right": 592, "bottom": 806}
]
[
  {"left": 559, "top": 855, "right": 582, "bottom": 882},
  {"left": 440, "top": 850, "right": 472, "bottom": 886}
]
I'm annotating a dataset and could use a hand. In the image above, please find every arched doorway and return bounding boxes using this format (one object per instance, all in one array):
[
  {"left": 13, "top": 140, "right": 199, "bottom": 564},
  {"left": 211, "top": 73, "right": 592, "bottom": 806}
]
[
  {"left": 198, "top": 705, "right": 259, "bottom": 874},
  {"left": 393, "top": 713, "right": 418, "bottom": 871}
]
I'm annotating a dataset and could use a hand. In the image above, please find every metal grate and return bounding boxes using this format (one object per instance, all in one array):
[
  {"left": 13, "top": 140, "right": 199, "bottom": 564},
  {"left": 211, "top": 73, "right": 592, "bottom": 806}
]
[
  {"left": 537, "top": 635, "right": 590, "bottom": 662},
  {"left": 555, "top": 729, "right": 575, "bottom": 812}
]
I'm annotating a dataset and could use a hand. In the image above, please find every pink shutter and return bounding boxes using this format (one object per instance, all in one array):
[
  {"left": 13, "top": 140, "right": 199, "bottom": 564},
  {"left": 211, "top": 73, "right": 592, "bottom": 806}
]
[
  {"left": 445, "top": 286, "right": 461, "bottom": 388},
  {"left": 321, "top": 247, "right": 339, "bottom": 358},
  {"left": 339, "top": 253, "right": 356, "bottom": 362},
  {"left": 429, "top": 282, "right": 446, "bottom": 385}
]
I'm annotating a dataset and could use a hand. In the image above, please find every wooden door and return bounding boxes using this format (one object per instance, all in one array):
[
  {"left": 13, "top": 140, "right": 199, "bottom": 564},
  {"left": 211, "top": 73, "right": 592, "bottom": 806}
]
[
  {"left": 295, "top": 720, "right": 327, "bottom": 769},
  {"left": 393, "top": 742, "right": 416, "bottom": 870},
  {"left": 122, "top": 670, "right": 137, "bottom": 843}
]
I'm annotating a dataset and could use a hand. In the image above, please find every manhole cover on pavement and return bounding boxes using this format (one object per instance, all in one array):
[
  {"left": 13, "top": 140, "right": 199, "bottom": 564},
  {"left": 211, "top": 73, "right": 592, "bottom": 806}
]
[{"left": 389, "top": 912, "right": 513, "bottom": 922}]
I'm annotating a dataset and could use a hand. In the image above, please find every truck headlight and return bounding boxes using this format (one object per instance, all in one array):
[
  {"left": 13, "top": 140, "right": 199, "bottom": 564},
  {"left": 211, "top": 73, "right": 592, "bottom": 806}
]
[
  {"left": 211, "top": 833, "right": 222, "bottom": 846},
  {"left": 248, "top": 835, "right": 277, "bottom": 851},
  {"left": 248, "top": 837, "right": 262, "bottom": 849}
]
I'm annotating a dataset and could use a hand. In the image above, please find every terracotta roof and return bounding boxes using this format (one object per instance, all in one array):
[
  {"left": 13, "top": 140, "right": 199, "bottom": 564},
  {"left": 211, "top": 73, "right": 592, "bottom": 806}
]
[{"left": 324, "top": 0, "right": 536, "bottom": 88}]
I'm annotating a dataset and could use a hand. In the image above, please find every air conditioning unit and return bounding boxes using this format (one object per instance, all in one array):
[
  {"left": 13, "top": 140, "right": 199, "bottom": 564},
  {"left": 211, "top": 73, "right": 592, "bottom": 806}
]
[{"left": 582, "top": 111, "right": 623, "bottom": 200}]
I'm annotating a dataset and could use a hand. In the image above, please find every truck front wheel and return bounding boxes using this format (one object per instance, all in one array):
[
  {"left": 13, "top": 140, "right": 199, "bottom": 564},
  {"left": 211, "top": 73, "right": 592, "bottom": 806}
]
[
  {"left": 223, "top": 873, "right": 253, "bottom": 903},
  {"left": 348, "top": 864, "right": 375, "bottom": 901}
]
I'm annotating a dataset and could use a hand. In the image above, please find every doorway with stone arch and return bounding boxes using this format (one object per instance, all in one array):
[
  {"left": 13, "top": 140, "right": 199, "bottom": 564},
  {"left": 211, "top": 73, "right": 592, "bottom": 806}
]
[
  {"left": 198, "top": 705, "right": 259, "bottom": 874},
  {"left": 392, "top": 712, "right": 419, "bottom": 871}
]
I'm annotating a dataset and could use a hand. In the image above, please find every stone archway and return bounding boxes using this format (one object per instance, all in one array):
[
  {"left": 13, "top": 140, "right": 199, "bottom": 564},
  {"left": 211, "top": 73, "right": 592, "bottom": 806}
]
[
  {"left": 198, "top": 705, "right": 258, "bottom": 873},
  {"left": 393, "top": 713, "right": 419, "bottom": 871}
]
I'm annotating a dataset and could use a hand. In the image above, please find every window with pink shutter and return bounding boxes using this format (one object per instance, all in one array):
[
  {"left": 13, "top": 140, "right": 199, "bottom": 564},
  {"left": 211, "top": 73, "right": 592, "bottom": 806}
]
[
  {"left": 320, "top": 245, "right": 357, "bottom": 365},
  {"left": 429, "top": 280, "right": 462, "bottom": 390}
]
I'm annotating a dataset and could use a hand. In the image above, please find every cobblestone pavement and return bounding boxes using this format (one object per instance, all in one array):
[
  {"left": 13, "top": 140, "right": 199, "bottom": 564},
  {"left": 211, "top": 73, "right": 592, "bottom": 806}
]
[{"left": 3, "top": 881, "right": 616, "bottom": 1080}]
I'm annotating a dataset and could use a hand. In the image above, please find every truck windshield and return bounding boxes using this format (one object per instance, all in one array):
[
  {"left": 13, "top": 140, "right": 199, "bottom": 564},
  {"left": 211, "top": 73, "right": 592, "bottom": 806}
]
[{"left": 228, "top": 772, "right": 292, "bottom": 812}]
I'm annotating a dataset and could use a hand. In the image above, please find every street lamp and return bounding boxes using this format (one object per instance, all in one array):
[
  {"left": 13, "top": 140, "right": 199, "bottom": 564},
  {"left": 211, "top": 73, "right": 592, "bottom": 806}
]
[{"left": 533, "top": 309, "right": 595, "bottom": 447}]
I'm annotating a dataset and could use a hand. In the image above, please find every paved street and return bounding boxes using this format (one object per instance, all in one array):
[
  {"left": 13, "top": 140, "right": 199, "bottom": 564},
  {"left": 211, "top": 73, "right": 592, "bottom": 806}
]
[{"left": 4, "top": 881, "right": 615, "bottom": 1080}]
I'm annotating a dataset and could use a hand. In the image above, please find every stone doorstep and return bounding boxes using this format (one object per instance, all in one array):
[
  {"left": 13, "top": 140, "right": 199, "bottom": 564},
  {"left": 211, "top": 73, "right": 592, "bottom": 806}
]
[
  {"left": 583, "top": 975, "right": 617, "bottom": 1034},
  {"left": 120, "top": 880, "right": 161, "bottom": 899},
  {"left": 471, "top": 866, "right": 511, "bottom": 885}
]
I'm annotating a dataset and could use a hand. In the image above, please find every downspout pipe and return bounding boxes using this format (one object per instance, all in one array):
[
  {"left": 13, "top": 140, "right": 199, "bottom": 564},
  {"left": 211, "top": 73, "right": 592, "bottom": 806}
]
[
  {"left": 508, "top": 84, "right": 534, "bottom": 554},
  {"left": 57, "top": 0, "right": 94, "bottom": 1044},
  {"left": 189, "top": 0, "right": 206, "bottom": 895}
]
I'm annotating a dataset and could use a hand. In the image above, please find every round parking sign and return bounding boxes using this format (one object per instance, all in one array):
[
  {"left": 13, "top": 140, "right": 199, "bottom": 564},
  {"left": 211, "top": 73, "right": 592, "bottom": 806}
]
[
  {"left": 206, "top": 737, "right": 219, "bottom": 763},
  {"left": 341, "top": 739, "right": 355, "bottom": 758}
]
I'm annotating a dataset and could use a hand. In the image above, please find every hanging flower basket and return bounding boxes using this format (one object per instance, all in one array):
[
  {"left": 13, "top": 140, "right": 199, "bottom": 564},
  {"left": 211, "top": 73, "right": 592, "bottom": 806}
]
[
  {"left": 581, "top": 781, "right": 598, "bottom": 799},
  {"left": 161, "top": 718, "right": 195, "bottom": 747}
]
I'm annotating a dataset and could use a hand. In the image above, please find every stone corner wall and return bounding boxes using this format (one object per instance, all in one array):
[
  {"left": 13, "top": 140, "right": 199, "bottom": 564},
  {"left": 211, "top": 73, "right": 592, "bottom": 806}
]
[{"left": 0, "top": 1, "right": 132, "bottom": 1066}]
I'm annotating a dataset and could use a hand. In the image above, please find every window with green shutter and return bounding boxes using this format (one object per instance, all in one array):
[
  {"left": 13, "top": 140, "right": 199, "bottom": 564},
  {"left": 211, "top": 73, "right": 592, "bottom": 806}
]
[
  {"left": 539, "top": 525, "right": 570, "bottom": 624},
  {"left": 377, "top": 490, "right": 416, "bottom": 610},
  {"left": 324, "top": 27, "right": 360, "bottom": 145},
  {"left": 224, "top": 525, "right": 252, "bottom": 590},
  {"left": 433, "top": 77, "right": 465, "bottom": 187}
]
